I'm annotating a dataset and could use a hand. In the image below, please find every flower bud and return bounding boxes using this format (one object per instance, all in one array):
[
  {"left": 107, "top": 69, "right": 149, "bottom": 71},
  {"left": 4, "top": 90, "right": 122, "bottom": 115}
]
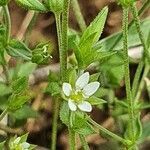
[
  {"left": 0, "top": 0, "right": 9, "bottom": 6},
  {"left": 117, "top": 0, "right": 136, "bottom": 7},
  {"left": 48, "top": 0, "right": 64, "bottom": 13}
]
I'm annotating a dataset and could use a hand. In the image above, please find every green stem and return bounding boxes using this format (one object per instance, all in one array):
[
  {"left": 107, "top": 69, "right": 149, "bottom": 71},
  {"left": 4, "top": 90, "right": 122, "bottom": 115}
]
[
  {"left": 69, "top": 127, "right": 76, "bottom": 150},
  {"left": 108, "top": 0, "right": 150, "bottom": 51},
  {"left": 71, "top": 0, "right": 86, "bottom": 32},
  {"left": 3, "top": 5, "right": 11, "bottom": 44},
  {"left": 135, "top": 65, "right": 150, "bottom": 102},
  {"left": 50, "top": 14, "right": 62, "bottom": 150},
  {"left": 131, "top": 3, "right": 150, "bottom": 65},
  {"left": 0, "top": 109, "right": 7, "bottom": 122},
  {"left": 88, "top": 116, "right": 127, "bottom": 145},
  {"left": 51, "top": 99, "right": 60, "bottom": 150},
  {"left": 61, "top": 0, "right": 70, "bottom": 82},
  {"left": 122, "top": 7, "right": 135, "bottom": 142},
  {"left": 132, "top": 61, "right": 144, "bottom": 99},
  {"left": 79, "top": 134, "right": 90, "bottom": 150}
]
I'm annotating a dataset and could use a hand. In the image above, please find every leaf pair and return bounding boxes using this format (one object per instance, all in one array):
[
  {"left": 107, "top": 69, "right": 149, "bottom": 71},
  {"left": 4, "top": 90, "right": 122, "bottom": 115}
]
[{"left": 74, "top": 7, "right": 115, "bottom": 69}]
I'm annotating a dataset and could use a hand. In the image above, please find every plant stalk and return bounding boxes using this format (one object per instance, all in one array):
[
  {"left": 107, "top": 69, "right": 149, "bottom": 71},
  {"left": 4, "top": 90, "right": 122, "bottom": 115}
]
[
  {"left": 88, "top": 117, "right": 127, "bottom": 145},
  {"left": 69, "top": 127, "right": 76, "bottom": 150},
  {"left": 131, "top": 3, "right": 150, "bottom": 65},
  {"left": 3, "top": 5, "right": 11, "bottom": 44},
  {"left": 122, "top": 7, "right": 135, "bottom": 144},
  {"left": 108, "top": 0, "right": 150, "bottom": 51},
  {"left": 79, "top": 134, "right": 90, "bottom": 150},
  {"left": 51, "top": 98, "right": 60, "bottom": 150},
  {"left": 135, "top": 65, "right": 150, "bottom": 102}
]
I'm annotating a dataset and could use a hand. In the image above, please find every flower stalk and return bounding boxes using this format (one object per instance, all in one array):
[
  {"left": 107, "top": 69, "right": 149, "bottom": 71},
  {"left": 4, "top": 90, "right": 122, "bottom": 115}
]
[
  {"left": 131, "top": 3, "right": 150, "bottom": 65},
  {"left": 122, "top": 7, "right": 135, "bottom": 145}
]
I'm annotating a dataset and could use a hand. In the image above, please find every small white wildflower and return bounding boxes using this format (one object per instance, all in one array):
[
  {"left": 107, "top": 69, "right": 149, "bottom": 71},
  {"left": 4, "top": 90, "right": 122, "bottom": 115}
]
[{"left": 62, "top": 72, "right": 100, "bottom": 112}]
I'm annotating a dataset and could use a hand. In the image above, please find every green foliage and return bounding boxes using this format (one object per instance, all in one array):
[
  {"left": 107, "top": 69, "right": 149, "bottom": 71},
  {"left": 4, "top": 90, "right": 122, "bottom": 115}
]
[
  {"left": 45, "top": 82, "right": 60, "bottom": 96},
  {"left": 71, "top": 112, "right": 95, "bottom": 135},
  {"left": 9, "top": 134, "right": 36, "bottom": 150},
  {"left": 0, "top": 83, "right": 12, "bottom": 96},
  {"left": 11, "top": 76, "right": 28, "bottom": 94},
  {"left": 12, "top": 105, "right": 38, "bottom": 120},
  {"left": 6, "top": 39, "right": 32, "bottom": 60},
  {"left": 8, "top": 94, "right": 31, "bottom": 111},
  {"left": 100, "top": 53, "right": 124, "bottom": 87},
  {"left": 0, "top": 0, "right": 9, "bottom": 6},
  {"left": 87, "top": 96, "right": 106, "bottom": 105},
  {"left": 15, "top": 0, "right": 47, "bottom": 11},
  {"left": 117, "top": 0, "right": 136, "bottom": 7},
  {"left": 60, "top": 101, "right": 70, "bottom": 126},
  {"left": 31, "top": 42, "right": 51, "bottom": 64},
  {"left": 74, "top": 7, "right": 110, "bottom": 68},
  {"left": 94, "top": 18, "right": 150, "bottom": 52}
]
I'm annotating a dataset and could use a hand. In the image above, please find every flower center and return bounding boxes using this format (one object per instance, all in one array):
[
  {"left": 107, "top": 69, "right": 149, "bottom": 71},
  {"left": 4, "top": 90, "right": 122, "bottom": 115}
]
[{"left": 70, "top": 91, "right": 84, "bottom": 103}]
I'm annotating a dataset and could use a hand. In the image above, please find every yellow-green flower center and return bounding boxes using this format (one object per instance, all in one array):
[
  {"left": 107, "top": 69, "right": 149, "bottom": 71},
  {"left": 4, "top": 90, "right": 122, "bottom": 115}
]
[{"left": 70, "top": 91, "right": 84, "bottom": 103}]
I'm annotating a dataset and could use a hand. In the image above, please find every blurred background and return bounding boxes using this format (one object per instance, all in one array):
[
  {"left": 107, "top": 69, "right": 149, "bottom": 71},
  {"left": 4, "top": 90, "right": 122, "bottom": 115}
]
[{"left": 0, "top": 0, "right": 150, "bottom": 149}]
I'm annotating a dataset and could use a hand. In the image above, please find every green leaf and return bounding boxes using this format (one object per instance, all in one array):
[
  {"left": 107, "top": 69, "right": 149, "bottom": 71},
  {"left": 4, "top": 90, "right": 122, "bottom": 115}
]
[
  {"left": 87, "top": 96, "right": 106, "bottom": 105},
  {"left": 45, "top": 82, "right": 60, "bottom": 96},
  {"left": 79, "top": 7, "right": 108, "bottom": 46},
  {"left": 74, "top": 7, "right": 108, "bottom": 68},
  {"left": 17, "top": 62, "right": 37, "bottom": 77},
  {"left": 8, "top": 94, "right": 31, "bottom": 111},
  {"left": 12, "top": 105, "right": 38, "bottom": 120},
  {"left": 6, "top": 39, "right": 32, "bottom": 60},
  {"left": 60, "top": 101, "right": 70, "bottom": 126},
  {"left": 15, "top": 0, "right": 47, "bottom": 11},
  {"left": 11, "top": 76, "right": 28, "bottom": 94},
  {"left": 0, "top": 141, "right": 5, "bottom": 149},
  {"left": 100, "top": 52, "right": 124, "bottom": 87},
  {"left": 94, "top": 17, "right": 150, "bottom": 51},
  {"left": 0, "top": 83, "right": 12, "bottom": 96},
  {"left": 72, "top": 112, "right": 95, "bottom": 136}
]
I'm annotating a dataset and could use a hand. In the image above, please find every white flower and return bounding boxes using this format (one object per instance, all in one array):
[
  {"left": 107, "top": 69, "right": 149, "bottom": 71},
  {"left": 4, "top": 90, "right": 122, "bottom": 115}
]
[{"left": 62, "top": 72, "right": 100, "bottom": 112}]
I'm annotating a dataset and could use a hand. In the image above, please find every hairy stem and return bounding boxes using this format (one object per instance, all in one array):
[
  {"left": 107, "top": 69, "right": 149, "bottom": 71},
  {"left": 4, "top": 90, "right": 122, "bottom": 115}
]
[
  {"left": 108, "top": 0, "right": 150, "bottom": 51},
  {"left": 131, "top": 3, "right": 150, "bottom": 65},
  {"left": 88, "top": 116, "right": 127, "bottom": 145},
  {"left": 69, "top": 127, "right": 76, "bottom": 150},
  {"left": 3, "top": 5, "right": 11, "bottom": 44},
  {"left": 51, "top": 14, "right": 62, "bottom": 150},
  {"left": 71, "top": 0, "right": 86, "bottom": 32},
  {"left": 122, "top": 7, "right": 135, "bottom": 143},
  {"left": 135, "top": 65, "right": 150, "bottom": 102},
  {"left": 79, "top": 134, "right": 90, "bottom": 150},
  {"left": 132, "top": 61, "right": 144, "bottom": 99},
  {"left": 61, "top": 0, "right": 70, "bottom": 82},
  {"left": 51, "top": 98, "right": 60, "bottom": 150}
]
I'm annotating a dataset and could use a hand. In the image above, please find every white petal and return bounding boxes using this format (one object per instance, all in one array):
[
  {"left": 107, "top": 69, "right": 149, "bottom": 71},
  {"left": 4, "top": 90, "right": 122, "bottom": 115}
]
[
  {"left": 75, "top": 72, "right": 89, "bottom": 90},
  {"left": 83, "top": 82, "right": 100, "bottom": 96},
  {"left": 68, "top": 100, "right": 77, "bottom": 111},
  {"left": 21, "top": 142, "right": 30, "bottom": 148},
  {"left": 78, "top": 101, "right": 92, "bottom": 112},
  {"left": 62, "top": 83, "right": 72, "bottom": 96}
]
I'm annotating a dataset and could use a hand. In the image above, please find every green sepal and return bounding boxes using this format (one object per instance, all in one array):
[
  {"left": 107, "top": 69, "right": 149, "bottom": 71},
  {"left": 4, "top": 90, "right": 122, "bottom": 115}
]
[{"left": 15, "top": 0, "right": 47, "bottom": 12}]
